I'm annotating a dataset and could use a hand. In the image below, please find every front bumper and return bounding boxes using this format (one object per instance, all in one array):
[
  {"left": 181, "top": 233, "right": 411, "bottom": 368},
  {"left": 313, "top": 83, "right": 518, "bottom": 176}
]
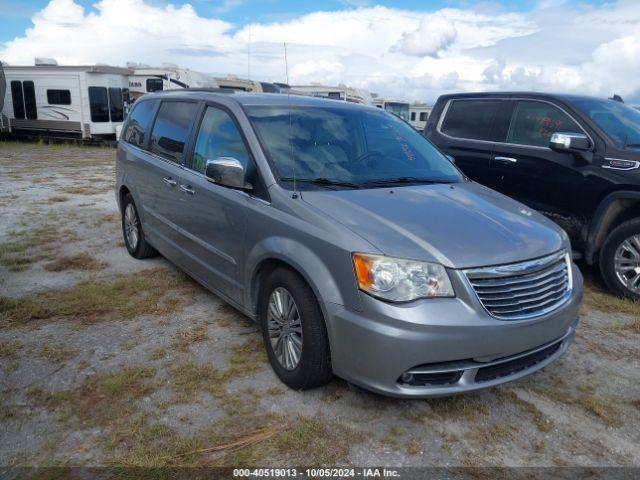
[{"left": 325, "top": 263, "right": 583, "bottom": 398}]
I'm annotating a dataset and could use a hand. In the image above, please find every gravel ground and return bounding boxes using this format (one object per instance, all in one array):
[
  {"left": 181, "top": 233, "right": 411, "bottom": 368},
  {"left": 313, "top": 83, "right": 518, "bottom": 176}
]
[{"left": 0, "top": 141, "right": 638, "bottom": 469}]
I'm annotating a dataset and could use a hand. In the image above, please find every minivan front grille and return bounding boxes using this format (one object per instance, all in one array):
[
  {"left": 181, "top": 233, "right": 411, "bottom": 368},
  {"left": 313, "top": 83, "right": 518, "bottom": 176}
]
[{"left": 464, "top": 250, "right": 572, "bottom": 320}]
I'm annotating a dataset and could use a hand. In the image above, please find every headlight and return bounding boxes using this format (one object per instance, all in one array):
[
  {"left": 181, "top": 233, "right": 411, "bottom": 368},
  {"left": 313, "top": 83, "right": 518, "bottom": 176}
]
[{"left": 352, "top": 253, "right": 454, "bottom": 302}]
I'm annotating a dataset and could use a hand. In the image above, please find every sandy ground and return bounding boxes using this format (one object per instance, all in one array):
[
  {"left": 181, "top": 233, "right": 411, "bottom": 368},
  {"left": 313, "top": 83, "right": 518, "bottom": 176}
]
[{"left": 0, "top": 141, "right": 638, "bottom": 469}]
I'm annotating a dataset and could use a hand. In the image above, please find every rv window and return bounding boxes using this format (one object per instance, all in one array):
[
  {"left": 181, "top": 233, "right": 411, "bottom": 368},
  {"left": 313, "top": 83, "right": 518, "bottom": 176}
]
[
  {"left": 123, "top": 99, "right": 155, "bottom": 148},
  {"left": 23, "top": 81, "right": 37, "bottom": 120},
  {"left": 88, "top": 87, "right": 109, "bottom": 122},
  {"left": 47, "top": 89, "right": 71, "bottom": 105},
  {"left": 10, "top": 81, "right": 25, "bottom": 119},
  {"left": 150, "top": 101, "right": 198, "bottom": 163},
  {"left": 419, "top": 112, "right": 428, "bottom": 122},
  {"left": 146, "top": 78, "right": 163, "bottom": 93},
  {"left": 108, "top": 88, "right": 124, "bottom": 122}
]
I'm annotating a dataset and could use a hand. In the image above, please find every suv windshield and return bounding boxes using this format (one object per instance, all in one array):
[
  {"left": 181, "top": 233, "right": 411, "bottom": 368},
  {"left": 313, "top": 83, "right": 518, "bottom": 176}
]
[
  {"left": 246, "top": 105, "right": 462, "bottom": 188},
  {"left": 573, "top": 98, "right": 640, "bottom": 147}
]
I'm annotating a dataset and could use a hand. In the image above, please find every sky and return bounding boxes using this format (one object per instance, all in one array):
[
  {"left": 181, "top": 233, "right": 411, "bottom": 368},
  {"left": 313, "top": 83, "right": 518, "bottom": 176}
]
[{"left": 0, "top": 0, "right": 639, "bottom": 104}]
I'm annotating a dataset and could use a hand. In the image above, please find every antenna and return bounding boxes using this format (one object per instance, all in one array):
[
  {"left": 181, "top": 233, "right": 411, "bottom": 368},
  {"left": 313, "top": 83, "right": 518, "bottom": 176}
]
[{"left": 284, "top": 42, "right": 297, "bottom": 199}]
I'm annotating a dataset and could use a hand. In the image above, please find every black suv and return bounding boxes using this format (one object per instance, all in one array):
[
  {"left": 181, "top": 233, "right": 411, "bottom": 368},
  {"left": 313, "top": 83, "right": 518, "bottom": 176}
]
[{"left": 425, "top": 92, "right": 640, "bottom": 299}]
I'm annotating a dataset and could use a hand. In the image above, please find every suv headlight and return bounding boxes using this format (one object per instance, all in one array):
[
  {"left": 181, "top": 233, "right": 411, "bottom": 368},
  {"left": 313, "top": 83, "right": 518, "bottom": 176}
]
[{"left": 352, "top": 253, "right": 454, "bottom": 302}]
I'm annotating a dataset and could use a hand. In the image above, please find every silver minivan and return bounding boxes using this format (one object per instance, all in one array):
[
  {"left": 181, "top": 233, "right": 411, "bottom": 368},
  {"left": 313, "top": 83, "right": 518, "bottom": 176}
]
[{"left": 116, "top": 90, "right": 583, "bottom": 398}]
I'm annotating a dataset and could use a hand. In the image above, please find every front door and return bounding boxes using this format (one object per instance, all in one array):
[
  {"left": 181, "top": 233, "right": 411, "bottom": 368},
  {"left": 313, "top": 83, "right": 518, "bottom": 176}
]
[
  {"left": 176, "top": 104, "right": 255, "bottom": 302},
  {"left": 489, "top": 99, "right": 592, "bottom": 242}
]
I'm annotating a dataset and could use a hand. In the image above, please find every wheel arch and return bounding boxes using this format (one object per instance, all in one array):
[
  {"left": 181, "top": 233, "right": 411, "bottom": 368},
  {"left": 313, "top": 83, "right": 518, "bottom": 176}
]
[{"left": 585, "top": 190, "right": 640, "bottom": 264}]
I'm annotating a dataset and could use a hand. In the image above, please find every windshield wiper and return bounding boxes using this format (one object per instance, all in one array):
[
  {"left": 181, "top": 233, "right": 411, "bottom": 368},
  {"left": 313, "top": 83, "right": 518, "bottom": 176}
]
[
  {"left": 360, "top": 176, "right": 456, "bottom": 187},
  {"left": 279, "top": 177, "right": 361, "bottom": 189}
]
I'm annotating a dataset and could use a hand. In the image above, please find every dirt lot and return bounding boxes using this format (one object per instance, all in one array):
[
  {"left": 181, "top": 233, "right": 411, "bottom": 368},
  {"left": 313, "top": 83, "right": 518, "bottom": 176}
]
[{"left": 0, "top": 141, "right": 639, "bottom": 469}]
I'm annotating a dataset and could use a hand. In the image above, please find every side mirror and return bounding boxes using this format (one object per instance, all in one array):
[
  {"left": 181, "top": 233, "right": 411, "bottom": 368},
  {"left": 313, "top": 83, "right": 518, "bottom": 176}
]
[
  {"left": 549, "top": 132, "right": 591, "bottom": 152},
  {"left": 205, "top": 157, "right": 252, "bottom": 190}
]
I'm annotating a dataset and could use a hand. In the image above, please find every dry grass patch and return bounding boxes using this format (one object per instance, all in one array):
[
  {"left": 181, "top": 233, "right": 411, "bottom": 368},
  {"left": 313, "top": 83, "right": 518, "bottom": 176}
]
[
  {"left": 0, "top": 339, "right": 23, "bottom": 358},
  {"left": 172, "top": 324, "right": 208, "bottom": 351},
  {"left": 27, "top": 366, "right": 156, "bottom": 426},
  {"left": 43, "top": 253, "right": 108, "bottom": 272},
  {"left": 44, "top": 195, "right": 69, "bottom": 204},
  {"left": 582, "top": 274, "right": 640, "bottom": 317},
  {"left": 0, "top": 224, "right": 62, "bottom": 271},
  {"left": 213, "top": 338, "right": 268, "bottom": 383},
  {"left": 501, "top": 390, "right": 554, "bottom": 432},
  {"left": 0, "top": 267, "right": 199, "bottom": 327},
  {"left": 33, "top": 343, "right": 79, "bottom": 362},
  {"left": 60, "top": 186, "right": 101, "bottom": 195},
  {"left": 426, "top": 394, "right": 489, "bottom": 420},
  {"left": 168, "top": 362, "right": 219, "bottom": 402}
]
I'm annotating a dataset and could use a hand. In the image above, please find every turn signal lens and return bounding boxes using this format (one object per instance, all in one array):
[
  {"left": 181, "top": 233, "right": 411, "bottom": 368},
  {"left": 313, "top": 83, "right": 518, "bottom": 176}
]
[{"left": 352, "top": 253, "right": 454, "bottom": 302}]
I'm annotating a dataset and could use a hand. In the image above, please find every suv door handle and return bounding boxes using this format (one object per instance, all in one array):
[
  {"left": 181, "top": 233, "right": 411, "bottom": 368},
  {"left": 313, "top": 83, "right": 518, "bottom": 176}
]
[
  {"left": 163, "top": 176, "right": 177, "bottom": 187},
  {"left": 494, "top": 156, "right": 518, "bottom": 164},
  {"left": 179, "top": 184, "right": 195, "bottom": 195}
]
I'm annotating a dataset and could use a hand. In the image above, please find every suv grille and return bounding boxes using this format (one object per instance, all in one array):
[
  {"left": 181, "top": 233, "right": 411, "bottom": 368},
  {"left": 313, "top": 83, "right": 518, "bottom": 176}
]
[{"left": 464, "top": 251, "right": 572, "bottom": 320}]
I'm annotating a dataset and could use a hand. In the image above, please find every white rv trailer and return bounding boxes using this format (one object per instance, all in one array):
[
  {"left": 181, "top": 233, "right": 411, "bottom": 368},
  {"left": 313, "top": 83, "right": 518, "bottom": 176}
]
[
  {"left": 292, "top": 84, "right": 374, "bottom": 105},
  {"left": 408, "top": 103, "right": 433, "bottom": 131},
  {"left": 1, "top": 62, "right": 131, "bottom": 139},
  {"left": 127, "top": 65, "right": 220, "bottom": 101},
  {"left": 373, "top": 98, "right": 411, "bottom": 122}
]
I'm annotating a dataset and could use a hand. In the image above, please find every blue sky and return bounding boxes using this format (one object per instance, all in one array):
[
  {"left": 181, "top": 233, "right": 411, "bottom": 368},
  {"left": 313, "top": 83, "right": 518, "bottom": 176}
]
[{"left": 1, "top": 0, "right": 637, "bottom": 103}]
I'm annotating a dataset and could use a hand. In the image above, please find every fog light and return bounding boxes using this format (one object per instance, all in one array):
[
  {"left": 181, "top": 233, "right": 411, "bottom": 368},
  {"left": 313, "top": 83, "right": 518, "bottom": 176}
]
[{"left": 400, "top": 372, "right": 414, "bottom": 384}]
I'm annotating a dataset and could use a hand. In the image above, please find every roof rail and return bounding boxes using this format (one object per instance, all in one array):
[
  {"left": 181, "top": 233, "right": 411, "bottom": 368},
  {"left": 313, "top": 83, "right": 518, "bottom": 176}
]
[{"left": 152, "top": 88, "right": 235, "bottom": 95}]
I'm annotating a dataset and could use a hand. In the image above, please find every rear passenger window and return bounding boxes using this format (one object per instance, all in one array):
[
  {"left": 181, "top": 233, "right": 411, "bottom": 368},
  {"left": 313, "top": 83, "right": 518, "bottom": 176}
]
[
  {"left": 191, "top": 106, "right": 251, "bottom": 174},
  {"left": 507, "top": 101, "right": 582, "bottom": 147},
  {"left": 123, "top": 99, "right": 155, "bottom": 147},
  {"left": 88, "top": 87, "right": 109, "bottom": 122},
  {"left": 150, "top": 101, "right": 198, "bottom": 163},
  {"left": 441, "top": 99, "right": 500, "bottom": 141}
]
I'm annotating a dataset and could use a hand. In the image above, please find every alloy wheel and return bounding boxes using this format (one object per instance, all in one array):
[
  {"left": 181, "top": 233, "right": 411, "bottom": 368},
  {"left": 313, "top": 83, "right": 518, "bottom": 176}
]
[
  {"left": 613, "top": 234, "right": 640, "bottom": 294},
  {"left": 267, "top": 287, "right": 303, "bottom": 370},
  {"left": 124, "top": 203, "right": 139, "bottom": 250}
]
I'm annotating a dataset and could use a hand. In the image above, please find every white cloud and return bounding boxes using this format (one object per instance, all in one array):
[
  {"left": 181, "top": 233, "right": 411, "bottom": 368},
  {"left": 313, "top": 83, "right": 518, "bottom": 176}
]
[
  {"left": 395, "top": 14, "right": 457, "bottom": 57},
  {"left": 0, "top": 0, "right": 639, "bottom": 103}
]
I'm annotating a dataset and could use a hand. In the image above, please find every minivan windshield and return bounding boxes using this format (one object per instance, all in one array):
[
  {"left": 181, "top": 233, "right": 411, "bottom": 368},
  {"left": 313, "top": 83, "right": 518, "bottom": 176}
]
[
  {"left": 246, "top": 105, "right": 462, "bottom": 188},
  {"left": 573, "top": 98, "right": 640, "bottom": 147}
]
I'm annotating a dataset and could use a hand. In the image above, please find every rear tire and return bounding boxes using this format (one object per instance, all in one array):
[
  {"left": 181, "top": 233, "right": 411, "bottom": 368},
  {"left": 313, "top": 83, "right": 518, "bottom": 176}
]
[
  {"left": 259, "top": 267, "right": 332, "bottom": 390},
  {"left": 599, "top": 218, "right": 640, "bottom": 300},
  {"left": 121, "top": 193, "right": 157, "bottom": 259}
]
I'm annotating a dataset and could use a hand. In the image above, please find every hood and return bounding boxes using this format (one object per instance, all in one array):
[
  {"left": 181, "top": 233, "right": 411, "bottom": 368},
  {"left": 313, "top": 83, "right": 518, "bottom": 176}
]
[{"left": 300, "top": 181, "right": 566, "bottom": 269}]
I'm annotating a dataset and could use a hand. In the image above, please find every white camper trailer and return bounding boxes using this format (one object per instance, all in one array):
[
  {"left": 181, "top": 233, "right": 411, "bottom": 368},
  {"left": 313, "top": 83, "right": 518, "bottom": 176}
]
[
  {"left": 1, "top": 61, "right": 131, "bottom": 139},
  {"left": 408, "top": 103, "right": 432, "bottom": 131},
  {"left": 128, "top": 65, "right": 219, "bottom": 101},
  {"left": 373, "top": 98, "right": 411, "bottom": 122},
  {"left": 292, "top": 84, "right": 374, "bottom": 105}
]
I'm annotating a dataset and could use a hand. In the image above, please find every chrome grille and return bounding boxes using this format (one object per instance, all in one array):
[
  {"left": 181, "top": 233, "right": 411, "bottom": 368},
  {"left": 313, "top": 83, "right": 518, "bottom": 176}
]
[{"left": 465, "top": 251, "right": 572, "bottom": 320}]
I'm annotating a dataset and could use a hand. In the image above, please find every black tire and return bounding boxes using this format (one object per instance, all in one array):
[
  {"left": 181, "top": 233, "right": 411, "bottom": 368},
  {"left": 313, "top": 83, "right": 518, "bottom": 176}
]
[
  {"left": 599, "top": 218, "right": 640, "bottom": 300},
  {"left": 259, "top": 267, "right": 332, "bottom": 390},
  {"left": 121, "top": 193, "right": 158, "bottom": 259}
]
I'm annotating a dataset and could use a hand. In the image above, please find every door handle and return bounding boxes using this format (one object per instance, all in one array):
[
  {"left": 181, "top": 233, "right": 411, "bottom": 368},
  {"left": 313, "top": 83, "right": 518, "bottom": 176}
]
[
  {"left": 163, "top": 176, "right": 177, "bottom": 187},
  {"left": 179, "top": 184, "right": 195, "bottom": 195},
  {"left": 494, "top": 156, "right": 518, "bottom": 164}
]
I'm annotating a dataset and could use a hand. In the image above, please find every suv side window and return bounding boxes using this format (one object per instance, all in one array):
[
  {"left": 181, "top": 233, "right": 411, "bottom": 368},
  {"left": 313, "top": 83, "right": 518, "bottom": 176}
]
[
  {"left": 123, "top": 99, "right": 155, "bottom": 148},
  {"left": 507, "top": 100, "right": 582, "bottom": 147},
  {"left": 190, "top": 106, "right": 252, "bottom": 174},
  {"left": 440, "top": 99, "right": 501, "bottom": 141},
  {"left": 150, "top": 101, "right": 198, "bottom": 163}
]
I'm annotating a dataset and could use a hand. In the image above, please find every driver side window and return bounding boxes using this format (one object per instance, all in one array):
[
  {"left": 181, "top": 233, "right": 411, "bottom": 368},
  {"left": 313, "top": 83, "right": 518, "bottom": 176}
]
[{"left": 191, "top": 106, "right": 252, "bottom": 174}]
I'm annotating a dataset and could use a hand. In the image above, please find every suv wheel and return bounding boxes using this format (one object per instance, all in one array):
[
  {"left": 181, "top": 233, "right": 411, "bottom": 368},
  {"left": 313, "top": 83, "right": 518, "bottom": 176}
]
[
  {"left": 121, "top": 193, "right": 157, "bottom": 259},
  {"left": 258, "top": 267, "right": 332, "bottom": 390},
  {"left": 600, "top": 218, "right": 640, "bottom": 300}
]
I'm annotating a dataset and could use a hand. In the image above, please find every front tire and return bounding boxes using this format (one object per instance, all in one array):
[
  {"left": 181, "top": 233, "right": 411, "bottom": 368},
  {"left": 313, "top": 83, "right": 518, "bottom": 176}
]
[
  {"left": 600, "top": 218, "right": 640, "bottom": 300},
  {"left": 259, "top": 267, "right": 332, "bottom": 390},
  {"left": 121, "top": 193, "right": 157, "bottom": 259}
]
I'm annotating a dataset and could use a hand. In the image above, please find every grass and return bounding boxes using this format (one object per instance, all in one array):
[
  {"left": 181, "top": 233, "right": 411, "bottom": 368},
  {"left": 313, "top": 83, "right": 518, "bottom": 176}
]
[
  {"left": 28, "top": 366, "right": 157, "bottom": 426},
  {"left": 582, "top": 269, "right": 640, "bottom": 317},
  {"left": 168, "top": 362, "right": 219, "bottom": 403},
  {"left": 172, "top": 324, "right": 208, "bottom": 351},
  {"left": 43, "top": 253, "right": 108, "bottom": 272},
  {"left": 0, "top": 339, "right": 23, "bottom": 358},
  {"left": 0, "top": 268, "right": 199, "bottom": 327},
  {"left": 44, "top": 195, "right": 70, "bottom": 204},
  {"left": 34, "top": 343, "right": 79, "bottom": 362},
  {"left": 0, "top": 224, "right": 61, "bottom": 271},
  {"left": 60, "top": 186, "right": 107, "bottom": 195},
  {"left": 501, "top": 390, "right": 554, "bottom": 432}
]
